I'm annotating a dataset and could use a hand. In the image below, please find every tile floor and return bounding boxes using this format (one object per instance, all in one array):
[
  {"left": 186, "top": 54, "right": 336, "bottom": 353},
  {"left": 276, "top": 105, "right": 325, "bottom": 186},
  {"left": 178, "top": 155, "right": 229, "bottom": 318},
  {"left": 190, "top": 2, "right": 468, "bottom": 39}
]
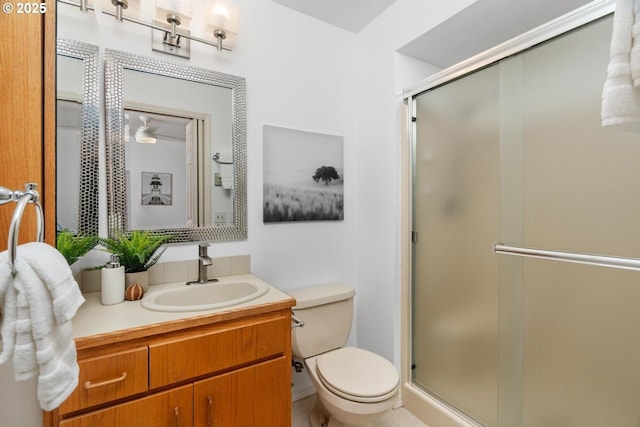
[{"left": 292, "top": 394, "right": 427, "bottom": 427}]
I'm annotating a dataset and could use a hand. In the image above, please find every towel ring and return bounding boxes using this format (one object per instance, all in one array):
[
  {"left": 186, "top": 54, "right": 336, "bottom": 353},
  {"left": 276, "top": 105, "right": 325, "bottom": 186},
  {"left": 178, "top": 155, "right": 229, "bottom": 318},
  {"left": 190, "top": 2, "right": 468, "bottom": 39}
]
[
  {"left": 1, "top": 183, "right": 44, "bottom": 276},
  {"left": 212, "top": 153, "right": 233, "bottom": 165}
]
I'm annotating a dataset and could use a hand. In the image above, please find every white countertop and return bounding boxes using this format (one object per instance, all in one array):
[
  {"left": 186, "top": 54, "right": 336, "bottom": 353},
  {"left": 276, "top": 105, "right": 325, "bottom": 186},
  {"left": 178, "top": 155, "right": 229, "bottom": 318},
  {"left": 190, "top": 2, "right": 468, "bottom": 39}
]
[{"left": 72, "top": 274, "right": 294, "bottom": 341}]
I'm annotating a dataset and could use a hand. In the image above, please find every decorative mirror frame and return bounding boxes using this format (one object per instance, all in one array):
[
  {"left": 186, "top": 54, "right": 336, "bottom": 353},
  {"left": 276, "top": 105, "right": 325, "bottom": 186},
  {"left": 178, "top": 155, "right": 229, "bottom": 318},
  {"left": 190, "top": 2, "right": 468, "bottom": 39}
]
[
  {"left": 56, "top": 38, "right": 100, "bottom": 236},
  {"left": 104, "top": 49, "right": 247, "bottom": 243}
]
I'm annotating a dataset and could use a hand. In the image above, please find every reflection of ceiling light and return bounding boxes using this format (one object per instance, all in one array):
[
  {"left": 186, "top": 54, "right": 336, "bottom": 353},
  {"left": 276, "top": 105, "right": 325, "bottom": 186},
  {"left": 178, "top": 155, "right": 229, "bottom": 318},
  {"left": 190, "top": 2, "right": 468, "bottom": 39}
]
[{"left": 135, "top": 115, "right": 158, "bottom": 144}]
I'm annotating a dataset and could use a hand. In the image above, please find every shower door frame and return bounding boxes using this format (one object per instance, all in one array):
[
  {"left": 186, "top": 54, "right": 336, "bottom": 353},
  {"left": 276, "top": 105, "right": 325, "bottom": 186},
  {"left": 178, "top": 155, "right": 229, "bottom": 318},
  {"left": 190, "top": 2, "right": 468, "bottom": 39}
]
[{"left": 400, "top": 1, "right": 615, "bottom": 426}]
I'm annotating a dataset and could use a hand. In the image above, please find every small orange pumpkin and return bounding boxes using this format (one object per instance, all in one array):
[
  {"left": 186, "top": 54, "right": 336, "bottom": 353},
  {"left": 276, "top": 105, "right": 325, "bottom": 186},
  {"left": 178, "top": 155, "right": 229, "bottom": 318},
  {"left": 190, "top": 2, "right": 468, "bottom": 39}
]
[{"left": 125, "top": 283, "right": 144, "bottom": 301}]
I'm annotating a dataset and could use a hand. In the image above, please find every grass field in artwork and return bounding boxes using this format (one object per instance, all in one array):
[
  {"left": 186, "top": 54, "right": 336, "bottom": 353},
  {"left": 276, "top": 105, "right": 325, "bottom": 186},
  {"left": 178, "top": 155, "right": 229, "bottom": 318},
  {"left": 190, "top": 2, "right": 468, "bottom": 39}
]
[{"left": 263, "top": 183, "right": 344, "bottom": 222}]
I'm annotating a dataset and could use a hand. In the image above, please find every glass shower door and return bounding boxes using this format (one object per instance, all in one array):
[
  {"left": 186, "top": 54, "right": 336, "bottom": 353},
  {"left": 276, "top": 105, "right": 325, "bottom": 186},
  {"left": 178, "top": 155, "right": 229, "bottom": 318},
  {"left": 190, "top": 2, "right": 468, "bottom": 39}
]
[
  {"left": 412, "top": 64, "right": 501, "bottom": 427},
  {"left": 411, "top": 13, "right": 640, "bottom": 427},
  {"left": 517, "top": 14, "right": 640, "bottom": 427}
]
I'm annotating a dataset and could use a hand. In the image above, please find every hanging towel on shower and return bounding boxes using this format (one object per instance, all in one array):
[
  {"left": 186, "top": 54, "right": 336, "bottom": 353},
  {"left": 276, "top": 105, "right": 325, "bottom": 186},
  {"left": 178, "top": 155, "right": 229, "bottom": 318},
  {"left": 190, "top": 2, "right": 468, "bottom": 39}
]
[
  {"left": 631, "top": 0, "right": 640, "bottom": 85},
  {"left": 0, "top": 242, "right": 85, "bottom": 411},
  {"left": 602, "top": 0, "right": 640, "bottom": 132}
]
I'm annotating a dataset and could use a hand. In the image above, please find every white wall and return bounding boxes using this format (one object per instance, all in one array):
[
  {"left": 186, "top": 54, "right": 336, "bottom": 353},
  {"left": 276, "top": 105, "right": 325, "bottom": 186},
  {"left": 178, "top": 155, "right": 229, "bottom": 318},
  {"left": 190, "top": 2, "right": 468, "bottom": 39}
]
[
  {"left": 350, "top": 0, "right": 476, "bottom": 364},
  {"left": 42, "top": 0, "right": 477, "bottom": 418}
]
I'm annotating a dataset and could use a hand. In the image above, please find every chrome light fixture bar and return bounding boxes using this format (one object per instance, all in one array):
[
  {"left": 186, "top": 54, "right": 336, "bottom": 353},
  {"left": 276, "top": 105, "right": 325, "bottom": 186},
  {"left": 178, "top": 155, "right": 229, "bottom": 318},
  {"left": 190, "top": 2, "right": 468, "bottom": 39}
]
[
  {"left": 58, "top": 0, "right": 93, "bottom": 11},
  {"left": 57, "top": 0, "right": 233, "bottom": 52}
]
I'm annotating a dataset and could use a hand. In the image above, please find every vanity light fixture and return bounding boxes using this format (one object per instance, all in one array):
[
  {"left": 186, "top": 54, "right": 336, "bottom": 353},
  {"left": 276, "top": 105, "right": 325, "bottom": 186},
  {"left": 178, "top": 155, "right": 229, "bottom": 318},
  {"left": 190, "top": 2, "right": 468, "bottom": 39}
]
[
  {"left": 56, "top": 0, "right": 237, "bottom": 57},
  {"left": 151, "top": 0, "right": 193, "bottom": 58},
  {"left": 207, "top": 1, "right": 239, "bottom": 51},
  {"left": 135, "top": 115, "right": 157, "bottom": 144}
]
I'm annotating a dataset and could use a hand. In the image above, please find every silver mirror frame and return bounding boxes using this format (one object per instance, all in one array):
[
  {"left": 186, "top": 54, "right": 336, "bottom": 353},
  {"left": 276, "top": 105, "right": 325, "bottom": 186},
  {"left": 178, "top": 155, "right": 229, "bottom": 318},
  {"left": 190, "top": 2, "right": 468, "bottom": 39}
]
[
  {"left": 56, "top": 38, "right": 100, "bottom": 236},
  {"left": 104, "top": 49, "right": 247, "bottom": 243}
]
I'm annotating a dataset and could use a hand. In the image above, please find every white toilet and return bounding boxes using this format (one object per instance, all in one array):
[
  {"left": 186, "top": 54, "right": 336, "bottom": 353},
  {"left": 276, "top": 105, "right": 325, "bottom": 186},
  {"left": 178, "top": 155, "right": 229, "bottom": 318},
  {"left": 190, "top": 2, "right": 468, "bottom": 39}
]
[{"left": 288, "top": 283, "right": 399, "bottom": 427}]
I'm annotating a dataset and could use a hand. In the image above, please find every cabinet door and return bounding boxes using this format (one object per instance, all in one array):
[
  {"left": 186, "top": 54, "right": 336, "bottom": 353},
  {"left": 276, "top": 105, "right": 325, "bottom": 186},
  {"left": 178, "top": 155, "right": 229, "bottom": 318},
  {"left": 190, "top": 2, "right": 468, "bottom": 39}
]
[
  {"left": 59, "top": 385, "right": 193, "bottom": 427},
  {"left": 0, "top": 0, "right": 56, "bottom": 249},
  {"left": 194, "top": 356, "right": 291, "bottom": 427}
]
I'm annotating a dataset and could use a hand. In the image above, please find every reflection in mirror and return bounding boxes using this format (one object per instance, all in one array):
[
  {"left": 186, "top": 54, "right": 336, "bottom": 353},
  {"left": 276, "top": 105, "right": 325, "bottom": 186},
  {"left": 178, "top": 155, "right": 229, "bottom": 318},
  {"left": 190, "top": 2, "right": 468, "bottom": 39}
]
[
  {"left": 56, "top": 38, "right": 100, "bottom": 236},
  {"left": 123, "top": 108, "right": 191, "bottom": 230},
  {"left": 104, "top": 49, "right": 247, "bottom": 243}
]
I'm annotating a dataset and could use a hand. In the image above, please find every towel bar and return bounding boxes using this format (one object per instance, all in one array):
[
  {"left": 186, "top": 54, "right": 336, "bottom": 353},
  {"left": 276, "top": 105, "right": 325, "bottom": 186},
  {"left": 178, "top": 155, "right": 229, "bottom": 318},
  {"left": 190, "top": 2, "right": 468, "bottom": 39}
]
[
  {"left": 212, "top": 152, "right": 233, "bottom": 165},
  {"left": 494, "top": 243, "right": 640, "bottom": 271},
  {"left": 1, "top": 183, "right": 44, "bottom": 275}
]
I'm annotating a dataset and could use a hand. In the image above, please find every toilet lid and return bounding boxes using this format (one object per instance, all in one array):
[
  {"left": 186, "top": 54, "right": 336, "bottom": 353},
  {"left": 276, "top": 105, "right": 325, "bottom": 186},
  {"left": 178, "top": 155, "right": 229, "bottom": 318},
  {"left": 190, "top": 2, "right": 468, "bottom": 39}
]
[{"left": 316, "top": 347, "right": 399, "bottom": 403}]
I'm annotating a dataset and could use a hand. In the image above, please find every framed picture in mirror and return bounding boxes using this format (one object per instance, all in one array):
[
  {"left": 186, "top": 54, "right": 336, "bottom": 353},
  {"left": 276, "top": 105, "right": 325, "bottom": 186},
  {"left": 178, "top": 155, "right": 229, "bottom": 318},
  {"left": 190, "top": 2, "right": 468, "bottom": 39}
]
[{"left": 141, "top": 172, "right": 173, "bottom": 206}]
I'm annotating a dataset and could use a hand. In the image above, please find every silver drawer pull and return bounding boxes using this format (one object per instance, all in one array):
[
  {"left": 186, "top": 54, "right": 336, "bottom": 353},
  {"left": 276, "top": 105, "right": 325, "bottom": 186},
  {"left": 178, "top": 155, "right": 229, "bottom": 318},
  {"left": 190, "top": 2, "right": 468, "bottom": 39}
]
[
  {"left": 207, "top": 396, "right": 213, "bottom": 427},
  {"left": 84, "top": 372, "right": 127, "bottom": 389}
]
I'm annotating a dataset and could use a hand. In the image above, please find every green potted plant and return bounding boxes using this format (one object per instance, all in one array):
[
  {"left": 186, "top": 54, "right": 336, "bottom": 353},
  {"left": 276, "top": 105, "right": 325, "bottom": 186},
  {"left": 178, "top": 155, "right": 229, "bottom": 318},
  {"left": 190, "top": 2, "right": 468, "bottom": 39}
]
[
  {"left": 56, "top": 230, "right": 99, "bottom": 265},
  {"left": 101, "top": 230, "right": 170, "bottom": 290}
]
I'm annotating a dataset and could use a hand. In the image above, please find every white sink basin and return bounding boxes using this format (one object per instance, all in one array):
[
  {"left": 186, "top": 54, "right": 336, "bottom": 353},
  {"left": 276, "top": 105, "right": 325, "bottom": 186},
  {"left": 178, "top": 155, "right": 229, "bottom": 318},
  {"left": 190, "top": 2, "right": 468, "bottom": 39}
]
[{"left": 141, "top": 280, "right": 269, "bottom": 312}]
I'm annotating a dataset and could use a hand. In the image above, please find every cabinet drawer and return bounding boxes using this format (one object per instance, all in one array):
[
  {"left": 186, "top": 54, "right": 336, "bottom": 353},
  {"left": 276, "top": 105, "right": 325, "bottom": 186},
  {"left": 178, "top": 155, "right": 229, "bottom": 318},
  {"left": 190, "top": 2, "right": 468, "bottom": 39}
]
[
  {"left": 58, "top": 346, "right": 148, "bottom": 414},
  {"left": 59, "top": 384, "right": 193, "bottom": 427},
  {"left": 149, "top": 315, "right": 288, "bottom": 388}
]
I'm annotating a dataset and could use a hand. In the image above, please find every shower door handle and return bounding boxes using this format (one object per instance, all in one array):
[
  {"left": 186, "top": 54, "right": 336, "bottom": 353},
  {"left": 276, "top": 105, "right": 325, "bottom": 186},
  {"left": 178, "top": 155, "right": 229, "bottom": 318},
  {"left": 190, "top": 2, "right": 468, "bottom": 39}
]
[{"left": 494, "top": 243, "right": 640, "bottom": 271}]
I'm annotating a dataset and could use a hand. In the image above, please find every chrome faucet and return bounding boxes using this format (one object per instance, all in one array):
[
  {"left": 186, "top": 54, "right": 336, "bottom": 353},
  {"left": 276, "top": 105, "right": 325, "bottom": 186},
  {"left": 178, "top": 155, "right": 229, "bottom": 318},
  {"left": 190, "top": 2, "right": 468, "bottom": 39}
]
[{"left": 186, "top": 243, "right": 219, "bottom": 285}]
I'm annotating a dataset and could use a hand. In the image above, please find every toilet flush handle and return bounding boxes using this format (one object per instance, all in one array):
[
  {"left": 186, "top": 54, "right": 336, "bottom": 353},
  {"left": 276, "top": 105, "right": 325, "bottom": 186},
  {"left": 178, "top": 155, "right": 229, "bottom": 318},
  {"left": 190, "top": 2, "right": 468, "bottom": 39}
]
[{"left": 291, "top": 312, "right": 304, "bottom": 328}]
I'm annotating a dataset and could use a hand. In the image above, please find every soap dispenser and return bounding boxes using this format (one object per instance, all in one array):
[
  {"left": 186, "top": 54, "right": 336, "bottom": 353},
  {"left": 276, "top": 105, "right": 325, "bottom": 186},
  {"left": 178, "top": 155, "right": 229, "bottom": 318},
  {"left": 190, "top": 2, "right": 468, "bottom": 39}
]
[{"left": 101, "top": 254, "right": 125, "bottom": 305}]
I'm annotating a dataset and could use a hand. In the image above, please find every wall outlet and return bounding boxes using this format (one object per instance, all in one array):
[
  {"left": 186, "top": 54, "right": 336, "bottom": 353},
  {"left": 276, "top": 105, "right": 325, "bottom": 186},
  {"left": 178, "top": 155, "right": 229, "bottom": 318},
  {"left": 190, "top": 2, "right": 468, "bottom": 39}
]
[{"left": 214, "top": 212, "right": 227, "bottom": 224}]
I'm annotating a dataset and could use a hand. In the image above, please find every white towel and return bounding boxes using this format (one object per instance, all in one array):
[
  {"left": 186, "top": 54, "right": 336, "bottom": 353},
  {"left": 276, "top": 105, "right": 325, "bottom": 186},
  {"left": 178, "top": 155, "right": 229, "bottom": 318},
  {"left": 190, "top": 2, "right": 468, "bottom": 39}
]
[
  {"left": 0, "top": 243, "right": 85, "bottom": 411},
  {"left": 602, "top": 0, "right": 640, "bottom": 132},
  {"left": 220, "top": 164, "right": 234, "bottom": 190},
  {"left": 217, "top": 152, "right": 234, "bottom": 190},
  {"left": 16, "top": 242, "right": 85, "bottom": 325},
  {"left": 14, "top": 280, "right": 37, "bottom": 380},
  {"left": 631, "top": 0, "right": 640, "bottom": 85},
  {"left": 0, "top": 252, "right": 17, "bottom": 364}
]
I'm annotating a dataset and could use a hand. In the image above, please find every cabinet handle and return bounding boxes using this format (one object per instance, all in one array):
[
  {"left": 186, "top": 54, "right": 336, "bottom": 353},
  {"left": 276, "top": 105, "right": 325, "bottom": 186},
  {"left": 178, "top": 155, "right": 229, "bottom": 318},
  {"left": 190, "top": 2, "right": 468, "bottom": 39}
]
[
  {"left": 84, "top": 372, "right": 127, "bottom": 389},
  {"left": 174, "top": 406, "right": 179, "bottom": 427},
  {"left": 207, "top": 396, "right": 213, "bottom": 427}
]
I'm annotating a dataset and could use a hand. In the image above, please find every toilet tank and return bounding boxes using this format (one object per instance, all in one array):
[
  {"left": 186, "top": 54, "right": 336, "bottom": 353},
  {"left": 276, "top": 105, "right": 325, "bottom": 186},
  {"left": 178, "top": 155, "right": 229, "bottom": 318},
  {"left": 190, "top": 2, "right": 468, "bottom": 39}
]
[{"left": 288, "top": 283, "right": 356, "bottom": 359}]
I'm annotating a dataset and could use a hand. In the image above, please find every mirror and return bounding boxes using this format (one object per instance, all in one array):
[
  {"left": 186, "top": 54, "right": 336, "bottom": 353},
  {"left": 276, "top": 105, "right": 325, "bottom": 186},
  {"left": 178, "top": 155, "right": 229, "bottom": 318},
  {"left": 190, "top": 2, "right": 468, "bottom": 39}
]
[
  {"left": 56, "top": 38, "right": 100, "bottom": 236},
  {"left": 104, "top": 49, "right": 247, "bottom": 243}
]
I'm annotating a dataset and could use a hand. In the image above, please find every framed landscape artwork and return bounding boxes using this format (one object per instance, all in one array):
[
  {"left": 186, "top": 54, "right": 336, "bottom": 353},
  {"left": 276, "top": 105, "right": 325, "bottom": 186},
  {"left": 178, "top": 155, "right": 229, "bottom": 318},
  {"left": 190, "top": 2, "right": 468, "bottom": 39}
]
[{"left": 263, "top": 125, "right": 344, "bottom": 222}]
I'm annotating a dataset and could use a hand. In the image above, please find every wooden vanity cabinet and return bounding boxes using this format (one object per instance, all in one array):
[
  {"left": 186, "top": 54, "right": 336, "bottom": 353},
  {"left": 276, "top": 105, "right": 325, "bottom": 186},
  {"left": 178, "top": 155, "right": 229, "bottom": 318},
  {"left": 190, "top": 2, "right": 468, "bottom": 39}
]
[{"left": 45, "top": 308, "right": 293, "bottom": 427}]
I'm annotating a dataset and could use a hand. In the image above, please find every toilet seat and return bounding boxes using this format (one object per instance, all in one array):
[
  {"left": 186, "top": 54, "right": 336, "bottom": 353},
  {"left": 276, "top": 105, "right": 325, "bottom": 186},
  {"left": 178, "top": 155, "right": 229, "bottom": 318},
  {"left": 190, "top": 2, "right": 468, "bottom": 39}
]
[{"left": 315, "top": 347, "right": 399, "bottom": 403}]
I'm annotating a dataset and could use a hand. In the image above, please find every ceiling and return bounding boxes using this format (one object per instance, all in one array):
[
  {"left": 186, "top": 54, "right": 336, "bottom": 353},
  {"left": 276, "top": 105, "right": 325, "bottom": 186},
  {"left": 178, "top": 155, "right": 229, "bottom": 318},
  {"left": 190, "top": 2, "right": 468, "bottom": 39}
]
[
  {"left": 270, "top": 0, "right": 597, "bottom": 69},
  {"left": 270, "top": 0, "right": 397, "bottom": 33}
]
